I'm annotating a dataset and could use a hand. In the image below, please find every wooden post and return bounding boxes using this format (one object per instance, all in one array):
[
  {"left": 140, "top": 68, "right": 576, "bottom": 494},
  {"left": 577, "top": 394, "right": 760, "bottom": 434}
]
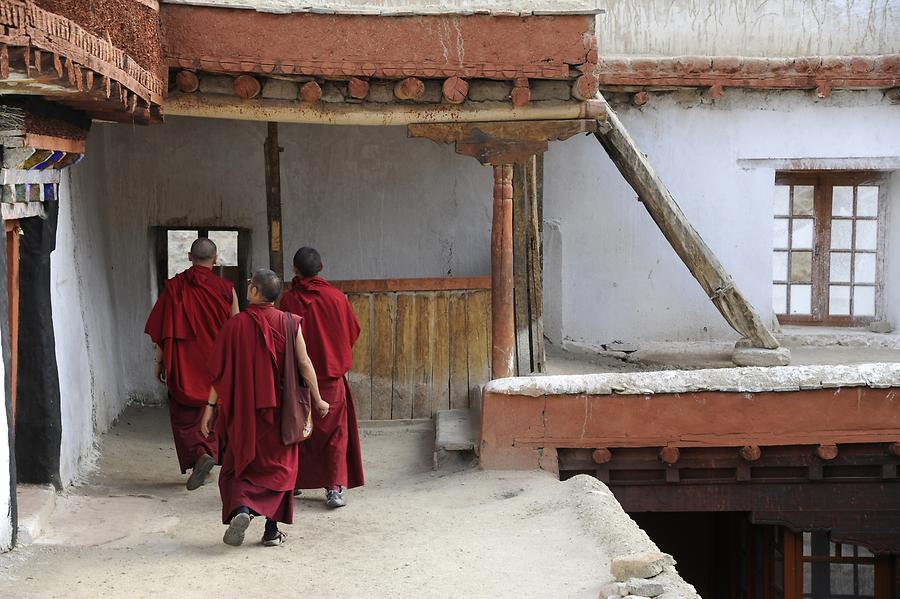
[
  {"left": 263, "top": 122, "right": 284, "bottom": 278},
  {"left": 492, "top": 164, "right": 515, "bottom": 378},
  {"left": 512, "top": 162, "right": 530, "bottom": 374},
  {"left": 593, "top": 97, "right": 779, "bottom": 349},
  {"left": 5, "top": 220, "right": 19, "bottom": 421},
  {"left": 527, "top": 154, "right": 546, "bottom": 373}
]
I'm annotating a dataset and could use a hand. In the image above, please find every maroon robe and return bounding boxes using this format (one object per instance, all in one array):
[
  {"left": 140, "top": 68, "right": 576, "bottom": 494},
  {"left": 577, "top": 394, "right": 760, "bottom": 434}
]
[
  {"left": 210, "top": 304, "right": 300, "bottom": 524},
  {"left": 280, "top": 276, "right": 365, "bottom": 490},
  {"left": 144, "top": 265, "right": 233, "bottom": 473}
]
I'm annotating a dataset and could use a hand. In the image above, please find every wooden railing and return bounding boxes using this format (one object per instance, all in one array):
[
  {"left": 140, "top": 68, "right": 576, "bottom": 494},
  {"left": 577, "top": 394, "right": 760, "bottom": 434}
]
[{"left": 331, "top": 277, "right": 492, "bottom": 420}]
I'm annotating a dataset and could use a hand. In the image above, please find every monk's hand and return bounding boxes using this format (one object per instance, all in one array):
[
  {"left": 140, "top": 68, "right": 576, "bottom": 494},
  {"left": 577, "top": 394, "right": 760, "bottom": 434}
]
[
  {"left": 154, "top": 361, "right": 166, "bottom": 384},
  {"left": 200, "top": 406, "right": 214, "bottom": 437},
  {"left": 315, "top": 398, "right": 329, "bottom": 418}
]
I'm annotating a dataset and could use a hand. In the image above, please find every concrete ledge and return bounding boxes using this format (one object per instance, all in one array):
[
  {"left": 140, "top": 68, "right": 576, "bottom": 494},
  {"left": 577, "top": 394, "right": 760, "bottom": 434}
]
[
  {"left": 484, "top": 362, "right": 900, "bottom": 397},
  {"left": 16, "top": 484, "right": 56, "bottom": 545},
  {"left": 480, "top": 367, "right": 900, "bottom": 470}
]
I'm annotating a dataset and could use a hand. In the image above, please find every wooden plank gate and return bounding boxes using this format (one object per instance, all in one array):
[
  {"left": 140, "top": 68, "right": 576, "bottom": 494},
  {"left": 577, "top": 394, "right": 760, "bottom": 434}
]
[{"left": 332, "top": 277, "right": 492, "bottom": 420}]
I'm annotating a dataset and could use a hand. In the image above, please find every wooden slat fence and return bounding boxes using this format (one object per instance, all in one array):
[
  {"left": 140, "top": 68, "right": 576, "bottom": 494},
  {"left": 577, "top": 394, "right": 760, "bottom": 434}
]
[{"left": 332, "top": 277, "right": 492, "bottom": 420}]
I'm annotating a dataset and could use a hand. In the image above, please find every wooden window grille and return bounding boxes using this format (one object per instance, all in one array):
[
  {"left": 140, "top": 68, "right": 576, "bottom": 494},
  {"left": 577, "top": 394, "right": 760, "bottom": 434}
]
[{"left": 772, "top": 172, "right": 885, "bottom": 325}]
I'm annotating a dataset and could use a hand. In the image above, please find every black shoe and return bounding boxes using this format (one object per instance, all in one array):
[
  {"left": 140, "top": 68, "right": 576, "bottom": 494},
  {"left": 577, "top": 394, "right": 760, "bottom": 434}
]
[
  {"left": 186, "top": 454, "right": 214, "bottom": 491},
  {"left": 223, "top": 512, "right": 252, "bottom": 547},
  {"left": 293, "top": 488, "right": 302, "bottom": 497},
  {"left": 262, "top": 529, "right": 286, "bottom": 547}
]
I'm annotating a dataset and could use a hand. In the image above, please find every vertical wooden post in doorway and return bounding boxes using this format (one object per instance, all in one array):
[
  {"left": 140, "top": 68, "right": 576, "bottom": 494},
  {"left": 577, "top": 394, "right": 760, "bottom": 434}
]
[
  {"left": 491, "top": 164, "right": 515, "bottom": 379},
  {"left": 264, "top": 122, "right": 284, "bottom": 279},
  {"left": 4, "top": 220, "right": 19, "bottom": 421}
]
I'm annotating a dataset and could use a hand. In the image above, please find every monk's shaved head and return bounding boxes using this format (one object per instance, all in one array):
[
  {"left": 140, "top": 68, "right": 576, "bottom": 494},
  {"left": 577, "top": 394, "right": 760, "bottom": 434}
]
[
  {"left": 251, "top": 268, "right": 282, "bottom": 303},
  {"left": 190, "top": 238, "right": 217, "bottom": 263},
  {"left": 293, "top": 246, "right": 323, "bottom": 277}
]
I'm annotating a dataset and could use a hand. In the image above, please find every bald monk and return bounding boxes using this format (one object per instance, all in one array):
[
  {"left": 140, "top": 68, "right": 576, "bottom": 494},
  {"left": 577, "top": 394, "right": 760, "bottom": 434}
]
[
  {"left": 202, "top": 268, "right": 329, "bottom": 547},
  {"left": 280, "top": 247, "right": 365, "bottom": 508},
  {"left": 144, "top": 238, "right": 239, "bottom": 490}
]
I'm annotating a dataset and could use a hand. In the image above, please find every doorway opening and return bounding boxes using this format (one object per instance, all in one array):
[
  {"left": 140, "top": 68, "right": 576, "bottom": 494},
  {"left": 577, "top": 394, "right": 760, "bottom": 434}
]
[
  {"left": 153, "top": 227, "right": 250, "bottom": 308},
  {"left": 631, "top": 512, "right": 895, "bottom": 599}
]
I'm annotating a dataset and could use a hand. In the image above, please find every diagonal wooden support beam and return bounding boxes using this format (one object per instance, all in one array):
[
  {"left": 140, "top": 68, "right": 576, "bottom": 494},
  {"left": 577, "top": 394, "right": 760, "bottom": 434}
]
[{"left": 592, "top": 95, "right": 779, "bottom": 349}]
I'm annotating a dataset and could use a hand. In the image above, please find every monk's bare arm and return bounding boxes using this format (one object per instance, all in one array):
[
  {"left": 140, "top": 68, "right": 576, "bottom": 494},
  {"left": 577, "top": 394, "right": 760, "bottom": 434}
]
[
  {"left": 153, "top": 344, "right": 165, "bottom": 383},
  {"left": 200, "top": 386, "right": 218, "bottom": 437},
  {"left": 231, "top": 290, "right": 240, "bottom": 316},
  {"left": 295, "top": 328, "right": 329, "bottom": 417}
]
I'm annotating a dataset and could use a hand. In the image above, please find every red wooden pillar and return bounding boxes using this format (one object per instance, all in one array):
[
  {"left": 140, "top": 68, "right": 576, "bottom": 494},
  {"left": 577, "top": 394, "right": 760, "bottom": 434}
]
[{"left": 491, "top": 164, "right": 515, "bottom": 378}]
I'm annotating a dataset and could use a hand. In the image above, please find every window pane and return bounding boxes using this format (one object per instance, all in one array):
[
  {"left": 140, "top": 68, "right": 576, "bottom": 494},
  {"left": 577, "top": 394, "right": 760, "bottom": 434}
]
[
  {"left": 829, "top": 285, "right": 851, "bottom": 315},
  {"left": 773, "top": 284, "right": 787, "bottom": 314},
  {"left": 790, "top": 251, "right": 812, "bottom": 283},
  {"left": 858, "top": 564, "right": 875, "bottom": 597},
  {"left": 855, "top": 220, "right": 877, "bottom": 251},
  {"left": 802, "top": 532, "right": 812, "bottom": 556},
  {"left": 793, "top": 185, "right": 814, "bottom": 215},
  {"left": 854, "top": 253, "right": 876, "bottom": 284},
  {"left": 829, "top": 564, "right": 854, "bottom": 595},
  {"left": 857, "top": 545, "right": 874, "bottom": 558},
  {"left": 207, "top": 230, "right": 239, "bottom": 266},
  {"left": 854, "top": 286, "right": 875, "bottom": 317},
  {"left": 790, "top": 285, "right": 811, "bottom": 315},
  {"left": 774, "top": 219, "right": 789, "bottom": 248},
  {"left": 792, "top": 219, "right": 814, "bottom": 249},
  {"left": 773, "top": 251, "right": 788, "bottom": 281},
  {"left": 831, "top": 220, "right": 853, "bottom": 250},
  {"left": 857, "top": 186, "right": 879, "bottom": 217},
  {"left": 832, "top": 186, "right": 854, "bottom": 216},
  {"left": 167, "top": 230, "right": 199, "bottom": 278},
  {"left": 774, "top": 185, "right": 790, "bottom": 216},
  {"left": 830, "top": 253, "right": 851, "bottom": 283}
]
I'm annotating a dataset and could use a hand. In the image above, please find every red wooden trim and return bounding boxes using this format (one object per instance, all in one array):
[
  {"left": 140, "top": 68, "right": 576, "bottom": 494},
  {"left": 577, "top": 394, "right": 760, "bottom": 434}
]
[
  {"left": 23, "top": 133, "right": 85, "bottom": 154},
  {"left": 161, "top": 7, "right": 594, "bottom": 81},
  {"left": 328, "top": 276, "right": 491, "bottom": 294}
]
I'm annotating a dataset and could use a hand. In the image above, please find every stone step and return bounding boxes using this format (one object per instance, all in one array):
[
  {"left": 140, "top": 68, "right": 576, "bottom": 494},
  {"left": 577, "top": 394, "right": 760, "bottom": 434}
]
[
  {"left": 16, "top": 484, "right": 56, "bottom": 545},
  {"left": 434, "top": 409, "right": 478, "bottom": 469}
]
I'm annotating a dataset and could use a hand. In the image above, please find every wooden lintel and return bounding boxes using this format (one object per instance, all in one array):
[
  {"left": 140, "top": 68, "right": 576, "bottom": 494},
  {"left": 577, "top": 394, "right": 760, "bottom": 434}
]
[
  {"left": 22, "top": 133, "right": 86, "bottom": 154},
  {"left": 409, "top": 119, "right": 597, "bottom": 165},
  {"left": 409, "top": 119, "right": 597, "bottom": 145},
  {"left": 455, "top": 140, "right": 548, "bottom": 165}
]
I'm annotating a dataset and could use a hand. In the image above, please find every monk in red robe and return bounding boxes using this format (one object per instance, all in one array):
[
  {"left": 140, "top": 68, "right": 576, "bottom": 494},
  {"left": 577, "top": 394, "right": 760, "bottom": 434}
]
[
  {"left": 144, "top": 238, "right": 239, "bottom": 490},
  {"left": 280, "top": 247, "right": 365, "bottom": 508},
  {"left": 202, "top": 268, "right": 328, "bottom": 547}
]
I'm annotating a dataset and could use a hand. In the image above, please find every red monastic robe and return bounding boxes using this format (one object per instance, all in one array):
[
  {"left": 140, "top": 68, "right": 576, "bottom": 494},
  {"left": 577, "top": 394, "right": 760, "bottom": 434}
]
[
  {"left": 280, "top": 276, "right": 365, "bottom": 490},
  {"left": 144, "top": 265, "right": 233, "bottom": 473},
  {"left": 209, "top": 304, "right": 300, "bottom": 524}
]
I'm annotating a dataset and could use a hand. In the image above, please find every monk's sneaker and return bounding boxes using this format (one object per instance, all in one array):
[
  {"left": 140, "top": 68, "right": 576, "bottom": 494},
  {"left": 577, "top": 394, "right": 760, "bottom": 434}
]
[{"left": 325, "top": 489, "right": 346, "bottom": 508}]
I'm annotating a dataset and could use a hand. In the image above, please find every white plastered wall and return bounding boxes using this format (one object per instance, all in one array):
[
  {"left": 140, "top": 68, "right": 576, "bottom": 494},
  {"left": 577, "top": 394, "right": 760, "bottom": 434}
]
[
  {"left": 596, "top": 0, "right": 899, "bottom": 56},
  {"left": 543, "top": 89, "right": 900, "bottom": 348},
  {"left": 0, "top": 321, "right": 10, "bottom": 550}
]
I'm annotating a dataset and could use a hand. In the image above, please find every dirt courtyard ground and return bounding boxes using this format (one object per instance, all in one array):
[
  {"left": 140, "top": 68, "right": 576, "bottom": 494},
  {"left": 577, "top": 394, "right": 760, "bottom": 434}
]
[{"left": 0, "top": 405, "right": 656, "bottom": 599}]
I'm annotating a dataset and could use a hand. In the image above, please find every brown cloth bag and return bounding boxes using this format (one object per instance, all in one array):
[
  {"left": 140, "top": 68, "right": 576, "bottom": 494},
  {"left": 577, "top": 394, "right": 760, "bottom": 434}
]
[{"left": 281, "top": 311, "right": 313, "bottom": 445}]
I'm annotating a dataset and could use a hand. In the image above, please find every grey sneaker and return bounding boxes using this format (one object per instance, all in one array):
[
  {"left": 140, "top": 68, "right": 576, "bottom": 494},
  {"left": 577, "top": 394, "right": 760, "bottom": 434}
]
[
  {"left": 186, "top": 454, "right": 215, "bottom": 491},
  {"left": 325, "top": 489, "right": 346, "bottom": 509},
  {"left": 223, "top": 512, "right": 252, "bottom": 546}
]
